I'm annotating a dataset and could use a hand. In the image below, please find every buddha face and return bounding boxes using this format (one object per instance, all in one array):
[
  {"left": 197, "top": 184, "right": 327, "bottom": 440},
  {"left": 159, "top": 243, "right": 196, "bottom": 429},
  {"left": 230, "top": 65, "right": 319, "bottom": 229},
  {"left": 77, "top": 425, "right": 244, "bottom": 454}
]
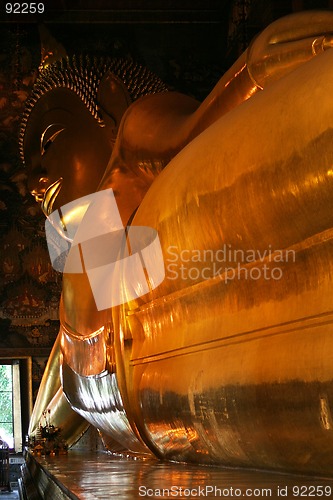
[{"left": 23, "top": 87, "right": 113, "bottom": 211}]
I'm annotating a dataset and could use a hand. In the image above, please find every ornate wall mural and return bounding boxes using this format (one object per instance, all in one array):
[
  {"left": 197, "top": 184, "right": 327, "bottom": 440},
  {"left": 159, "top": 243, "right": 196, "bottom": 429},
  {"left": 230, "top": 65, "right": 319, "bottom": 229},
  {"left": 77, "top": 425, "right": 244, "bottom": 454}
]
[{"left": 0, "top": 26, "right": 60, "bottom": 361}]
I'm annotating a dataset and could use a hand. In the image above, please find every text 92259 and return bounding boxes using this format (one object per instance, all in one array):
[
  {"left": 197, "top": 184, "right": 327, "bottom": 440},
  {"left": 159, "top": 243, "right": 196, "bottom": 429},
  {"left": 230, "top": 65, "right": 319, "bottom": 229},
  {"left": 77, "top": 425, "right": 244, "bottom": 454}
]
[{"left": 5, "top": 3, "right": 45, "bottom": 14}]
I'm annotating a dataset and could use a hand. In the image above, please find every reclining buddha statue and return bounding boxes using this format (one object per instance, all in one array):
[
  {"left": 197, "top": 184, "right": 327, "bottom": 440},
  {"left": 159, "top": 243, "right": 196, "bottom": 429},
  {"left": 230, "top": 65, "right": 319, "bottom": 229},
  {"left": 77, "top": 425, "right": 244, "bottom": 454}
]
[{"left": 20, "top": 11, "right": 333, "bottom": 475}]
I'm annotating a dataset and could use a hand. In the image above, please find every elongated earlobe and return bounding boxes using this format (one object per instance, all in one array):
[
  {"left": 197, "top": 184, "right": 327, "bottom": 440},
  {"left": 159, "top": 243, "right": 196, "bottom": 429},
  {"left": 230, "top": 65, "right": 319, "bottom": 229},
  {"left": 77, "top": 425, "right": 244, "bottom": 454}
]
[{"left": 97, "top": 73, "right": 132, "bottom": 138}]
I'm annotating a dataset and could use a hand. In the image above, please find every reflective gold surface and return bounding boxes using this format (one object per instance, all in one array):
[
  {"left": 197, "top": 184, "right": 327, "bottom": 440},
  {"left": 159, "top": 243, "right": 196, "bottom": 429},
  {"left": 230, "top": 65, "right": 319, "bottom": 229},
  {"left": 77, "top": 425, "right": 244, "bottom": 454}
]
[
  {"left": 22, "top": 450, "right": 333, "bottom": 500},
  {"left": 29, "top": 335, "right": 88, "bottom": 447},
  {"left": 24, "top": 11, "right": 333, "bottom": 475},
  {"left": 247, "top": 10, "right": 333, "bottom": 88},
  {"left": 113, "top": 48, "right": 333, "bottom": 474}
]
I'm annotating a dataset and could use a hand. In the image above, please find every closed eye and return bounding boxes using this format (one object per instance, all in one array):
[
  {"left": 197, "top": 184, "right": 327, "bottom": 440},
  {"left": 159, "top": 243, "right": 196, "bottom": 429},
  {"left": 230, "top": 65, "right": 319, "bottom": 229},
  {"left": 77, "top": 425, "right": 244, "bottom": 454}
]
[{"left": 40, "top": 124, "right": 65, "bottom": 157}]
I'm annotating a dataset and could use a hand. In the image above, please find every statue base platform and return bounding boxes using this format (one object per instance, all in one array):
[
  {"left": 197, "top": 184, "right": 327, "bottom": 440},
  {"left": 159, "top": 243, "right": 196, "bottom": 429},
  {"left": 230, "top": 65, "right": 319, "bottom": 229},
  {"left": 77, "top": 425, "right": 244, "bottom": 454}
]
[{"left": 18, "top": 449, "right": 333, "bottom": 499}]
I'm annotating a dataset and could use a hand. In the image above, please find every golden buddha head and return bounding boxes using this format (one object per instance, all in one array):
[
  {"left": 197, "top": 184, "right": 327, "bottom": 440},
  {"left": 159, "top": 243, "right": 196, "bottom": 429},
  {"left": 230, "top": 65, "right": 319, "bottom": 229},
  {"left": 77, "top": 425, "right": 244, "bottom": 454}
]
[{"left": 19, "top": 54, "right": 167, "bottom": 211}]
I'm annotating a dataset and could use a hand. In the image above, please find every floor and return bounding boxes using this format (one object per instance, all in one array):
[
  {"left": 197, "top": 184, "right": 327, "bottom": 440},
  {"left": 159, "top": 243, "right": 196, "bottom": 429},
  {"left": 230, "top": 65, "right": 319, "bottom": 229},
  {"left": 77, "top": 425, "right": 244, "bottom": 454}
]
[
  {"left": 0, "top": 491, "right": 18, "bottom": 499},
  {"left": 26, "top": 450, "right": 333, "bottom": 500}
]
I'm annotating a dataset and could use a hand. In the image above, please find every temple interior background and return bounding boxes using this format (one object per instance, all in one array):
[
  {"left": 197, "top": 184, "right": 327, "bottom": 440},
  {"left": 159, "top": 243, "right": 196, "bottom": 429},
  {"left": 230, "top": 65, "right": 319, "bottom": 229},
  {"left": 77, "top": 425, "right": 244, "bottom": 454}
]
[{"left": 1, "top": 0, "right": 333, "bottom": 492}]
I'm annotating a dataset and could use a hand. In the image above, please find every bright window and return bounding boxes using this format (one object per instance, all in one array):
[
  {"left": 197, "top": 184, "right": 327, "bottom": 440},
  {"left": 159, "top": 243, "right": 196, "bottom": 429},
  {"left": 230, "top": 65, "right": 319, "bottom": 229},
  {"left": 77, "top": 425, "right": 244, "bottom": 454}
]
[{"left": 0, "top": 362, "right": 22, "bottom": 451}]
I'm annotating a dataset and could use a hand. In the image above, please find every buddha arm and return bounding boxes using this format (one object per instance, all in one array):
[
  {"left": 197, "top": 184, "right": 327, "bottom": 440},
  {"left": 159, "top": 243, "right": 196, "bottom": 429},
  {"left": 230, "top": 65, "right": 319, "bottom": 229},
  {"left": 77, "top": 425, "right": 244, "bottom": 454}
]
[{"left": 101, "top": 11, "right": 333, "bottom": 183}]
